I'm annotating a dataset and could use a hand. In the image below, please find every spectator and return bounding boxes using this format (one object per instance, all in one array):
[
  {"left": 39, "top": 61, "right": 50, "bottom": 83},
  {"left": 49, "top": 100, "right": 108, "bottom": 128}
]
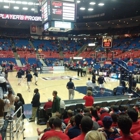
[
  {"left": 7, "top": 90, "right": 15, "bottom": 113},
  {"left": 111, "top": 113, "right": 119, "bottom": 127},
  {"left": 44, "top": 98, "right": 53, "bottom": 111},
  {"left": 17, "top": 93, "right": 25, "bottom": 105},
  {"left": 40, "top": 117, "right": 70, "bottom": 140},
  {"left": 115, "top": 115, "right": 140, "bottom": 140},
  {"left": 64, "top": 116, "right": 75, "bottom": 134},
  {"left": 37, "top": 117, "right": 55, "bottom": 136},
  {"left": 0, "top": 74, "right": 7, "bottom": 94},
  {"left": 71, "top": 116, "right": 93, "bottom": 140},
  {"left": 85, "top": 130, "right": 106, "bottom": 140},
  {"left": 66, "top": 78, "right": 75, "bottom": 100},
  {"left": 3, "top": 94, "right": 10, "bottom": 118},
  {"left": 90, "top": 108, "right": 100, "bottom": 121},
  {"left": 127, "top": 108, "right": 140, "bottom": 134},
  {"left": 115, "top": 83, "right": 125, "bottom": 95},
  {"left": 67, "top": 114, "right": 83, "bottom": 139},
  {"left": 0, "top": 99, "right": 5, "bottom": 129},
  {"left": 64, "top": 110, "right": 73, "bottom": 125},
  {"left": 98, "top": 116, "right": 120, "bottom": 139},
  {"left": 14, "top": 96, "right": 24, "bottom": 130},
  {"left": 60, "top": 99, "right": 65, "bottom": 109},
  {"left": 29, "top": 88, "right": 40, "bottom": 122},
  {"left": 83, "top": 90, "right": 94, "bottom": 108},
  {"left": 52, "top": 91, "right": 61, "bottom": 116}
]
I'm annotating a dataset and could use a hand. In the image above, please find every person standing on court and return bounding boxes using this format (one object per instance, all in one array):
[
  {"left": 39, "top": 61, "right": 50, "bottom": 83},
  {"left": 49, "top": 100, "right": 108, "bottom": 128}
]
[
  {"left": 33, "top": 70, "right": 38, "bottom": 86},
  {"left": 97, "top": 75, "right": 106, "bottom": 94},
  {"left": 66, "top": 78, "right": 75, "bottom": 100},
  {"left": 26, "top": 71, "right": 32, "bottom": 92},
  {"left": 52, "top": 91, "right": 61, "bottom": 117},
  {"left": 86, "top": 78, "right": 93, "bottom": 91},
  {"left": 77, "top": 65, "right": 82, "bottom": 77},
  {"left": 29, "top": 88, "right": 40, "bottom": 122},
  {"left": 16, "top": 69, "right": 22, "bottom": 85},
  {"left": 92, "top": 71, "right": 96, "bottom": 88}
]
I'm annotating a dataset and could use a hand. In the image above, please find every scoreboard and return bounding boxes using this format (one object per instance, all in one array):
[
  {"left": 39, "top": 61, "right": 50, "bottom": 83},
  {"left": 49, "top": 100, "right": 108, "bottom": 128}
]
[
  {"left": 102, "top": 36, "right": 113, "bottom": 48},
  {"left": 41, "top": 0, "right": 76, "bottom": 23}
]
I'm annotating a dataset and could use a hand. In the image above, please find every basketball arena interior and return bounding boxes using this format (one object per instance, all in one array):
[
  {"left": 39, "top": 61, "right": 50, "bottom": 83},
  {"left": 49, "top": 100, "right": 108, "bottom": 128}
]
[{"left": 0, "top": 0, "right": 140, "bottom": 140}]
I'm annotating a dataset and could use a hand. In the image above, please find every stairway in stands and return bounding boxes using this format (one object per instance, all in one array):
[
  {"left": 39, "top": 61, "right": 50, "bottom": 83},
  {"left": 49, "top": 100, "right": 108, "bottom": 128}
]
[
  {"left": 10, "top": 39, "right": 22, "bottom": 67},
  {"left": 29, "top": 40, "right": 47, "bottom": 66}
]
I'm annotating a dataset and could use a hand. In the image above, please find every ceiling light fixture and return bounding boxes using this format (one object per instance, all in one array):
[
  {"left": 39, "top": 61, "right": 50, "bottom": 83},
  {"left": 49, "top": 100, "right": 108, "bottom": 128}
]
[
  {"left": 98, "top": 3, "right": 104, "bottom": 6},
  {"left": 77, "top": 0, "right": 80, "bottom": 3},
  {"left": 22, "top": 1, "right": 27, "bottom": 5},
  {"left": 28, "top": 2, "right": 33, "bottom": 5},
  {"left": 14, "top": 6, "right": 19, "bottom": 9},
  {"left": 31, "top": 8, "right": 35, "bottom": 11},
  {"left": 23, "top": 7, "right": 28, "bottom": 10},
  {"left": 90, "top": 2, "right": 96, "bottom": 5},
  {"left": 80, "top": 7, "right": 85, "bottom": 10},
  {"left": 3, "top": 5, "right": 9, "bottom": 8},
  {"left": 16, "top": 1, "right": 21, "bottom": 4},
  {"left": 88, "top": 8, "right": 93, "bottom": 11}
]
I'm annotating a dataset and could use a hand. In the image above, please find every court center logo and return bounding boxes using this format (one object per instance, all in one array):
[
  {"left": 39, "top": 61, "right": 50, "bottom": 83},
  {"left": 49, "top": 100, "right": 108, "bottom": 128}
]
[{"left": 42, "top": 76, "right": 80, "bottom": 80}]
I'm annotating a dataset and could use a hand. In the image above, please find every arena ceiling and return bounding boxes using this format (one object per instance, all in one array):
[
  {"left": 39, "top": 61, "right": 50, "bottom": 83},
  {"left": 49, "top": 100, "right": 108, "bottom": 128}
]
[{"left": 0, "top": 0, "right": 140, "bottom": 31}]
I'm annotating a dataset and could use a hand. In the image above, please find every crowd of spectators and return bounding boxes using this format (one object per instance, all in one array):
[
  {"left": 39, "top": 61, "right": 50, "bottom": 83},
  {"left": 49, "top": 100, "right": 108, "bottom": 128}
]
[{"left": 36, "top": 102, "right": 140, "bottom": 140}]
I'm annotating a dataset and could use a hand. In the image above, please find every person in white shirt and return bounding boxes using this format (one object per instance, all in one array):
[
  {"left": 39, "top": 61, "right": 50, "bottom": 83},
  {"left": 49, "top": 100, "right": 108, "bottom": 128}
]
[
  {"left": 3, "top": 94, "right": 10, "bottom": 118},
  {"left": 86, "top": 78, "right": 93, "bottom": 91},
  {"left": 60, "top": 100, "right": 65, "bottom": 109},
  {"left": 0, "top": 75, "right": 7, "bottom": 94}
]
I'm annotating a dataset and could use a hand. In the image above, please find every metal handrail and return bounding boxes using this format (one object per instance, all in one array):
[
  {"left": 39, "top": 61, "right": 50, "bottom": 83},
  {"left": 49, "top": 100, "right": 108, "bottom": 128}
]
[{"left": 5, "top": 106, "right": 24, "bottom": 140}]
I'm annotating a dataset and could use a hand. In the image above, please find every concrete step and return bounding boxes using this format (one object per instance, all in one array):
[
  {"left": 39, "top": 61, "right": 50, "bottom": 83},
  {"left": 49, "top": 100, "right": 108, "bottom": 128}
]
[
  {"left": 16, "top": 59, "right": 22, "bottom": 67},
  {"left": 40, "top": 59, "right": 46, "bottom": 66}
]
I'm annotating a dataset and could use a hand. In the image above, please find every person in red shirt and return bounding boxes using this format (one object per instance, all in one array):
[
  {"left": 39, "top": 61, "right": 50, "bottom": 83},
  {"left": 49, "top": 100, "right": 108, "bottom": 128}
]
[
  {"left": 72, "top": 116, "right": 93, "bottom": 140},
  {"left": 115, "top": 115, "right": 140, "bottom": 140},
  {"left": 64, "top": 110, "right": 73, "bottom": 125},
  {"left": 83, "top": 90, "right": 94, "bottom": 108},
  {"left": 44, "top": 98, "right": 53, "bottom": 110},
  {"left": 41, "top": 117, "right": 70, "bottom": 140},
  {"left": 127, "top": 108, "right": 140, "bottom": 134}
]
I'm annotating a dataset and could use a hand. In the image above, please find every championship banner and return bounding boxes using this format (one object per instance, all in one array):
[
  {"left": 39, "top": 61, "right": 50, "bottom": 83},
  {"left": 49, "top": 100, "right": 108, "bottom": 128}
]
[{"left": 102, "top": 36, "right": 113, "bottom": 48}]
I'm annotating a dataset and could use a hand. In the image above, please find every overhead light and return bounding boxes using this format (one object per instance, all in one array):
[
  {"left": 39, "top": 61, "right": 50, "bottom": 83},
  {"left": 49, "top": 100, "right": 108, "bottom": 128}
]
[
  {"left": 98, "top": 3, "right": 104, "bottom": 6},
  {"left": 14, "top": 6, "right": 19, "bottom": 9},
  {"left": 31, "top": 8, "right": 35, "bottom": 11},
  {"left": 90, "top": 2, "right": 96, "bottom": 5},
  {"left": 77, "top": 0, "right": 80, "bottom": 3},
  {"left": 22, "top": 1, "right": 27, "bottom": 5},
  {"left": 35, "top": 3, "right": 39, "bottom": 5},
  {"left": 3, "top": 5, "right": 9, "bottom": 8},
  {"left": 10, "top": 0, "right": 15, "bottom": 3},
  {"left": 23, "top": 7, "right": 28, "bottom": 10},
  {"left": 28, "top": 2, "right": 33, "bottom": 5},
  {"left": 0, "top": 0, "right": 3, "bottom": 2},
  {"left": 16, "top": 1, "right": 21, "bottom": 4},
  {"left": 88, "top": 8, "right": 93, "bottom": 11},
  {"left": 80, "top": 7, "right": 85, "bottom": 10}
]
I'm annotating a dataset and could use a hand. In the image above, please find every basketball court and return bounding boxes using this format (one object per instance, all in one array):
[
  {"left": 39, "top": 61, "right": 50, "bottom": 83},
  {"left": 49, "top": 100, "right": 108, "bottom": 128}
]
[{"left": 7, "top": 70, "right": 130, "bottom": 140}]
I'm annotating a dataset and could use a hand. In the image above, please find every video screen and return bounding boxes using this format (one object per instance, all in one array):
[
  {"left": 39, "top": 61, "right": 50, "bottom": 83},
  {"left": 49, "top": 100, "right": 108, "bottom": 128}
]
[{"left": 51, "top": 0, "right": 75, "bottom": 21}]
